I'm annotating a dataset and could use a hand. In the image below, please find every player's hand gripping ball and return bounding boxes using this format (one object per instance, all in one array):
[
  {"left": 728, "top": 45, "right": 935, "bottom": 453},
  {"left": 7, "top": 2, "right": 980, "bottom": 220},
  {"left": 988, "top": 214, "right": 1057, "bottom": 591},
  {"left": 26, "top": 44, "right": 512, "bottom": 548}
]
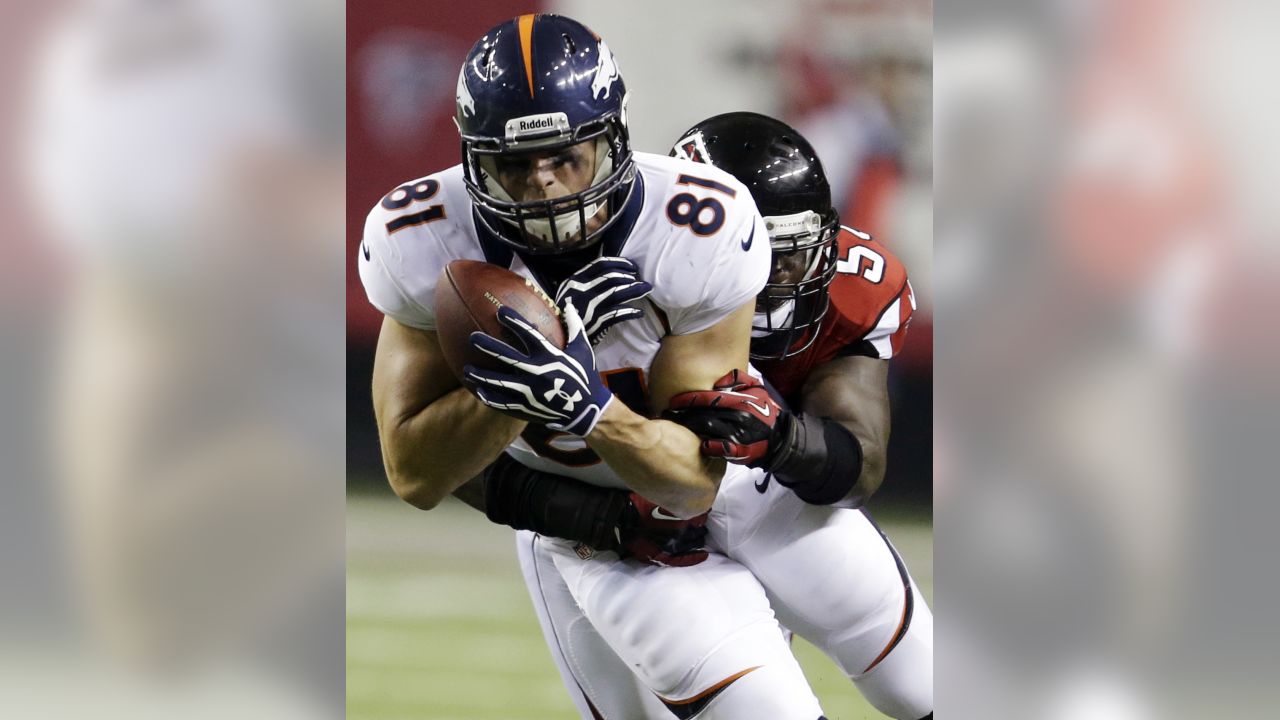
[
  {"left": 465, "top": 300, "right": 614, "bottom": 437},
  {"left": 663, "top": 369, "right": 787, "bottom": 467},
  {"left": 434, "top": 260, "right": 566, "bottom": 380},
  {"left": 553, "top": 256, "right": 653, "bottom": 345}
]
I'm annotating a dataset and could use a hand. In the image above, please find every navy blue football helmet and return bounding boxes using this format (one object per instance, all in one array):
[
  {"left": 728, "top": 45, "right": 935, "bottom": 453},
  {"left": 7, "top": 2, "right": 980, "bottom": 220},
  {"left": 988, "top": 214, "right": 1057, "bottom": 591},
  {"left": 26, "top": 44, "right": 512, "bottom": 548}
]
[
  {"left": 671, "top": 112, "right": 840, "bottom": 360},
  {"left": 455, "top": 14, "right": 636, "bottom": 255}
]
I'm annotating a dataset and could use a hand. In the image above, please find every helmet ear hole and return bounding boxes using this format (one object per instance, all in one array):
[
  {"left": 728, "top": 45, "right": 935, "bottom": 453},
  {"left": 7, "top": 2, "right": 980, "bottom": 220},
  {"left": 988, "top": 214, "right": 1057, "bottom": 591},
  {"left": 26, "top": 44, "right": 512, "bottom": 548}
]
[{"left": 563, "top": 33, "right": 576, "bottom": 54}]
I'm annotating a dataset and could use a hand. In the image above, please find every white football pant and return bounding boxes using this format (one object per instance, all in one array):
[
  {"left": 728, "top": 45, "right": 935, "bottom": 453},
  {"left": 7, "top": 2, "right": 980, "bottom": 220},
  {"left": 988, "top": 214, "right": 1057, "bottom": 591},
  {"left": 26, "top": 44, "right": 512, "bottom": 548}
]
[{"left": 517, "top": 466, "right": 933, "bottom": 719}]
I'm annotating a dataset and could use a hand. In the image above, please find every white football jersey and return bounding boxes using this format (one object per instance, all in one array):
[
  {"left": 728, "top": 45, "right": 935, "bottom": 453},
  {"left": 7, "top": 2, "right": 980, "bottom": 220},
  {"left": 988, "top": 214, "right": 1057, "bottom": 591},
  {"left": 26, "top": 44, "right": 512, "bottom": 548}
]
[{"left": 359, "top": 151, "right": 771, "bottom": 488}]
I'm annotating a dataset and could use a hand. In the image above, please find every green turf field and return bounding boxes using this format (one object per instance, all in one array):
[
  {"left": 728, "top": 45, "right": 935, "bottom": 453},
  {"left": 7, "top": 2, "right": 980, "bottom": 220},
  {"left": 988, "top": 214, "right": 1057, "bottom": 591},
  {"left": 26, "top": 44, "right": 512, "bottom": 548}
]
[{"left": 348, "top": 492, "right": 932, "bottom": 720}]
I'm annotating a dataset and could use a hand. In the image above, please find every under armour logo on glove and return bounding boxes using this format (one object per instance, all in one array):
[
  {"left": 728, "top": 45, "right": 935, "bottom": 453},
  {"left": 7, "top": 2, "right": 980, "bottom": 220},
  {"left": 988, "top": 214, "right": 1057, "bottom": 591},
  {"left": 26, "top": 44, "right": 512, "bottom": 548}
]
[
  {"left": 543, "top": 378, "right": 583, "bottom": 412},
  {"left": 465, "top": 301, "right": 614, "bottom": 437},
  {"left": 554, "top": 256, "right": 653, "bottom": 345}
]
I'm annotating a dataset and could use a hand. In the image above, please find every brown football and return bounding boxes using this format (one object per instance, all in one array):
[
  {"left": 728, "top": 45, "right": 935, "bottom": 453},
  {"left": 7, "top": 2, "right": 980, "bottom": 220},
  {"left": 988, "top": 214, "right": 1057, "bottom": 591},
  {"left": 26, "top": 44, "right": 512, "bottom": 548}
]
[{"left": 434, "top": 260, "right": 565, "bottom": 381}]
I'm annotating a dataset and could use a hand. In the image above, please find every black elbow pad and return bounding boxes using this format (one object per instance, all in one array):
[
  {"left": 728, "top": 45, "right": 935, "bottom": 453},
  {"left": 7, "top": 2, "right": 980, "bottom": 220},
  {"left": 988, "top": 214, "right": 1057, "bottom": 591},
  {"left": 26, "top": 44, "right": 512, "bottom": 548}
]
[
  {"left": 772, "top": 413, "right": 864, "bottom": 506},
  {"left": 483, "top": 453, "right": 628, "bottom": 551}
]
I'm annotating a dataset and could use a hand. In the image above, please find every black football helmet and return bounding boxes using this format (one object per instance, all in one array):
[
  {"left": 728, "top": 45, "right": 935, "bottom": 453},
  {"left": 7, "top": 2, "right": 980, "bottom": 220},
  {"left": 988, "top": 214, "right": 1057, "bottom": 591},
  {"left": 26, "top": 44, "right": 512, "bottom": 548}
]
[
  {"left": 671, "top": 112, "right": 840, "bottom": 360},
  {"left": 455, "top": 14, "right": 636, "bottom": 255}
]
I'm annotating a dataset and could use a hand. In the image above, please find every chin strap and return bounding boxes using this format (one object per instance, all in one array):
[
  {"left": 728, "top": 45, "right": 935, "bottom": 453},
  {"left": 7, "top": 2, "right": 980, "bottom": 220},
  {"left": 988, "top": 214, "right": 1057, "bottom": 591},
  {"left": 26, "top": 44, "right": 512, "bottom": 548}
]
[{"left": 769, "top": 412, "right": 865, "bottom": 507}]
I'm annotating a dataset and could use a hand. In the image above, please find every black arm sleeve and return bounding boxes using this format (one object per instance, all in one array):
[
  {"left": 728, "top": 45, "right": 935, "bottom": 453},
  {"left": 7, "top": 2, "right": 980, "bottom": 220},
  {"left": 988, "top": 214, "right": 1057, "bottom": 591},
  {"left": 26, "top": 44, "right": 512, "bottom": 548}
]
[
  {"left": 482, "top": 453, "right": 630, "bottom": 552},
  {"left": 768, "top": 412, "right": 865, "bottom": 506}
]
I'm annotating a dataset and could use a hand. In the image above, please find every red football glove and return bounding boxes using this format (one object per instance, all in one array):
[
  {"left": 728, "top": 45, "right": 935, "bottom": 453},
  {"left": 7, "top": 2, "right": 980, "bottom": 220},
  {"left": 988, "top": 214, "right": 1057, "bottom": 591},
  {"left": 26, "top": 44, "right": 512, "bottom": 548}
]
[
  {"left": 663, "top": 369, "right": 786, "bottom": 466},
  {"left": 620, "top": 493, "right": 709, "bottom": 567}
]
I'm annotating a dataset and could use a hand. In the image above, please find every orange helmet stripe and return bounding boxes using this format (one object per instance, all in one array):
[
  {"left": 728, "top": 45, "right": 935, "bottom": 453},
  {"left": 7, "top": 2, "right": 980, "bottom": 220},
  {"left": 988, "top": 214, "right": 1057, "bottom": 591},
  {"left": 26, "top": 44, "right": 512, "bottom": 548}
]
[{"left": 517, "top": 14, "right": 537, "bottom": 98}]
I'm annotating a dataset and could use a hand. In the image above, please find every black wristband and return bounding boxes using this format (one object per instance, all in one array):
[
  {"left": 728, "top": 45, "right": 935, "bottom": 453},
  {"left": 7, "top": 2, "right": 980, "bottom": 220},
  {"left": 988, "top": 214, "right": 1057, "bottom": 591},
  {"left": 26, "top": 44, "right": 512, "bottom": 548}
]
[
  {"left": 769, "top": 413, "right": 865, "bottom": 506},
  {"left": 483, "top": 453, "right": 630, "bottom": 551}
]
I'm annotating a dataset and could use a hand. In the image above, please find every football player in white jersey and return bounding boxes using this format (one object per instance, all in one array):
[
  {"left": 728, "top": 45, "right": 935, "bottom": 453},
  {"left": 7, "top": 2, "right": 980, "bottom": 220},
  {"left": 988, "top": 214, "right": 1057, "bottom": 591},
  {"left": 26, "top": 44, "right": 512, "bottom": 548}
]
[
  {"left": 467, "top": 114, "right": 935, "bottom": 719},
  {"left": 359, "top": 13, "right": 830, "bottom": 720}
]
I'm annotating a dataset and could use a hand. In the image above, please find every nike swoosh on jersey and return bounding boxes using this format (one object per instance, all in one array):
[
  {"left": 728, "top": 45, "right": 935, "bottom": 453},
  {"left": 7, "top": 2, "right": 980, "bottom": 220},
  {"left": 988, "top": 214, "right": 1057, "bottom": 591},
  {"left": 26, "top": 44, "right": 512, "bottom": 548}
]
[
  {"left": 362, "top": 243, "right": 371, "bottom": 261},
  {"left": 740, "top": 225, "right": 755, "bottom": 251},
  {"left": 755, "top": 472, "right": 772, "bottom": 494}
]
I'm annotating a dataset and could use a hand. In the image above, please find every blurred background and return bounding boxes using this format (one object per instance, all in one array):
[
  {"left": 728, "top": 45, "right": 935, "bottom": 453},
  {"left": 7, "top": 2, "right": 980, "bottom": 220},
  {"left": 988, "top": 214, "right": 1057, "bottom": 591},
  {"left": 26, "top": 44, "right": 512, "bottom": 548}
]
[
  {"left": 934, "top": 0, "right": 1280, "bottom": 718},
  {"left": 346, "top": 1, "right": 933, "bottom": 717},
  {"left": 3, "top": 0, "right": 345, "bottom": 717}
]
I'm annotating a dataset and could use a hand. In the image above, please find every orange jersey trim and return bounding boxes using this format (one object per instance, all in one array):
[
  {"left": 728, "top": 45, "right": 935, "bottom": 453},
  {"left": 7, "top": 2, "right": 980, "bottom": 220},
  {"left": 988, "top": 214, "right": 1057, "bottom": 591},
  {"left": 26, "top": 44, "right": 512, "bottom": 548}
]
[
  {"left": 659, "top": 665, "right": 761, "bottom": 706},
  {"left": 863, "top": 599, "right": 910, "bottom": 673}
]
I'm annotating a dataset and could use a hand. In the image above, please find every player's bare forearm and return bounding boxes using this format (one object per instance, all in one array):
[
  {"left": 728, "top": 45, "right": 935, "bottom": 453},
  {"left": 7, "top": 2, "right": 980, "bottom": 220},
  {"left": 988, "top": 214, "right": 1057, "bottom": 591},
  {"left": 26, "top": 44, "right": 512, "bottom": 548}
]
[
  {"left": 590, "top": 301, "right": 753, "bottom": 516},
  {"left": 371, "top": 317, "right": 525, "bottom": 510},
  {"left": 381, "top": 388, "right": 525, "bottom": 510},
  {"left": 587, "top": 400, "right": 723, "bottom": 518},
  {"left": 801, "top": 356, "right": 891, "bottom": 503},
  {"left": 839, "top": 419, "right": 886, "bottom": 502}
]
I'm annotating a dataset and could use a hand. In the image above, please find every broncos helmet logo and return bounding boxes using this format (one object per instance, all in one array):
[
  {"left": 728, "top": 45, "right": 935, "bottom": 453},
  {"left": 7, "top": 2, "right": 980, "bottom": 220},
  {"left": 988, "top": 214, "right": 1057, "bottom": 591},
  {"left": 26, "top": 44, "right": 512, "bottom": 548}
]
[
  {"left": 590, "top": 39, "right": 621, "bottom": 100},
  {"left": 456, "top": 68, "right": 476, "bottom": 117}
]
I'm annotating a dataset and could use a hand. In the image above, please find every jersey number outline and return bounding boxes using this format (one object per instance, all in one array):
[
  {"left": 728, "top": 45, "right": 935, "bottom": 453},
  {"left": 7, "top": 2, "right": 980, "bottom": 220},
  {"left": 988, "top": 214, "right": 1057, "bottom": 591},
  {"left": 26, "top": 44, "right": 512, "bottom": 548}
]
[
  {"left": 665, "top": 174, "right": 736, "bottom": 237},
  {"left": 520, "top": 367, "right": 648, "bottom": 466},
  {"left": 836, "top": 245, "right": 885, "bottom": 284},
  {"left": 382, "top": 179, "right": 446, "bottom": 233}
]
